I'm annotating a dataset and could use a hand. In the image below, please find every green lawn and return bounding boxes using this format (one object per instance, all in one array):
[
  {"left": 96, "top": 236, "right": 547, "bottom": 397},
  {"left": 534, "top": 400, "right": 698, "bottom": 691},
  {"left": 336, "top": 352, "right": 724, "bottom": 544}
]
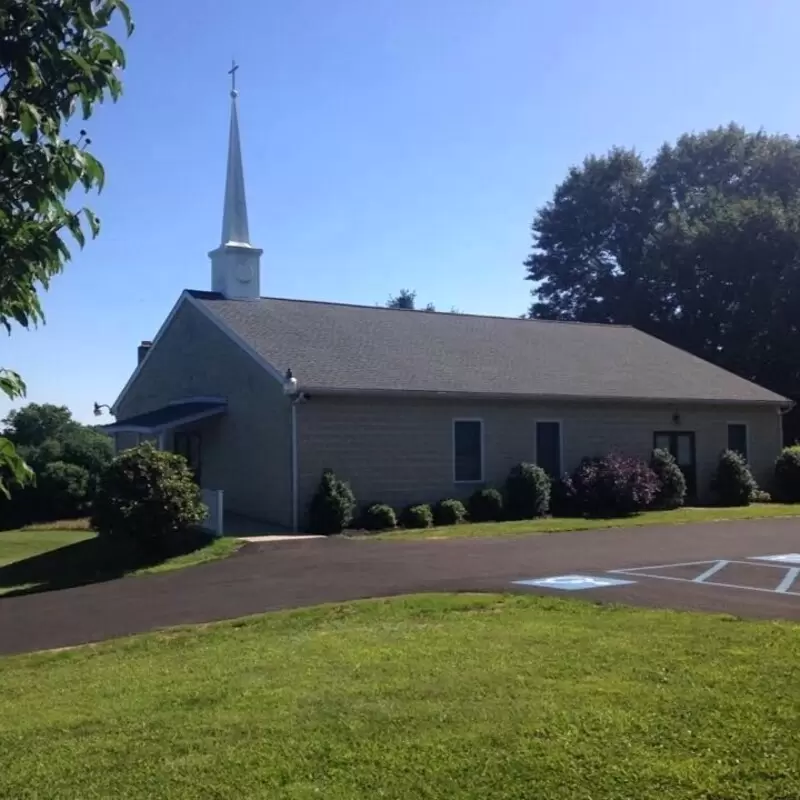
[
  {"left": 0, "top": 527, "right": 242, "bottom": 596},
  {"left": 0, "top": 594, "right": 798, "bottom": 798},
  {"left": 371, "top": 502, "right": 800, "bottom": 539}
]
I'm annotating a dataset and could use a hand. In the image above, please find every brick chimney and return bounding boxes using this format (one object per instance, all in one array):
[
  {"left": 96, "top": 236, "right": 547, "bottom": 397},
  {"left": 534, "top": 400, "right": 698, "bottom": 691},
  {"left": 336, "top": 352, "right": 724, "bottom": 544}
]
[{"left": 137, "top": 340, "right": 152, "bottom": 364}]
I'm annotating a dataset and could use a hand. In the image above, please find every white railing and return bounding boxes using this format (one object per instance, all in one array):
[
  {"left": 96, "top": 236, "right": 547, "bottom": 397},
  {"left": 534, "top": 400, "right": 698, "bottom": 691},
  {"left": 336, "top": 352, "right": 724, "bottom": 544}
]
[{"left": 200, "top": 488, "right": 224, "bottom": 537}]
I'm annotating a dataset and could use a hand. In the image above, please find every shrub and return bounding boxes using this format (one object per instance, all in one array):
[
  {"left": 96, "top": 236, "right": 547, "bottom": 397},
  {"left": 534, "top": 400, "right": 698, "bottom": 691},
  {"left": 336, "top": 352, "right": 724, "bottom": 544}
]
[
  {"left": 38, "top": 461, "right": 91, "bottom": 519},
  {"left": 91, "top": 443, "right": 207, "bottom": 553},
  {"left": 649, "top": 448, "right": 686, "bottom": 510},
  {"left": 468, "top": 487, "right": 504, "bottom": 522},
  {"left": 504, "top": 462, "right": 551, "bottom": 519},
  {"left": 550, "top": 475, "right": 577, "bottom": 517},
  {"left": 433, "top": 498, "right": 467, "bottom": 526},
  {"left": 401, "top": 504, "right": 434, "bottom": 529},
  {"left": 752, "top": 489, "right": 772, "bottom": 503},
  {"left": 710, "top": 450, "right": 757, "bottom": 506},
  {"left": 774, "top": 446, "right": 800, "bottom": 502},
  {"left": 361, "top": 503, "right": 397, "bottom": 531},
  {"left": 307, "top": 468, "right": 357, "bottom": 534},
  {"left": 571, "top": 453, "right": 659, "bottom": 517}
]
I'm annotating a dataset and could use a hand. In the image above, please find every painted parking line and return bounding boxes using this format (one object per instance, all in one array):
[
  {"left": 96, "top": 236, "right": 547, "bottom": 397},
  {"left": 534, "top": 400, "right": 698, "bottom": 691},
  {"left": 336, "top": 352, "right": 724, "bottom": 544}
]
[
  {"left": 751, "top": 553, "right": 800, "bottom": 565},
  {"left": 609, "top": 559, "right": 800, "bottom": 597},
  {"left": 512, "top": 575, "right": 635, "bottom": 592}
]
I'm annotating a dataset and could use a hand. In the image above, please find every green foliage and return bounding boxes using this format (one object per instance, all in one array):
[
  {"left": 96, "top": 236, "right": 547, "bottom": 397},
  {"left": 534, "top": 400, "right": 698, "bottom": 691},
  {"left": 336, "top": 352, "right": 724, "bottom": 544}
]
[
  {"left": 649, "top": 449, "right": 687, "bottom": 510},
  {"left": 400, "top": 504, "right": 434, "bottom": 529},
  {"left": 526, "top": 125, "right": 800, "bottom": 402},
  {"left": 774, "top": 446, "right": 800, "bottom": 502},
  {"left": 711, "top": 450, "right": 758, "bottom": 507},
  {"left": 37, "top": 461, "right": 90, "bottom": 519},
  {"left": 752, "top": 490, "right": 772, "bottom": 503},
  {"left": 386, "top": 289, "right": 436, "bottom": 311},
  {"left": 307, "top": 469, "right": 357, "bottom": 535},
  {"left": 91, "top": 443, "right": 207, "bottom": 553},
  {"left": 504, "top": 462, "right": 551, "bottom": 519},
  {"left": 433, "top": 498, "right": 467, "bottom": 526},
  {"left": 468, "top": 487, "right": 504, "bottom": 522},
  {"left": 0, "top": 1, "right": 133, "bottom": 496},
  {"left": 361, "top": 503, "right": 397, "bottom": 532},
  {"left": 0, "top": 403, "right": 113, "bottom": 525},
  {"left": 550, "top": 475, "right": 577, "bottom": 517}
]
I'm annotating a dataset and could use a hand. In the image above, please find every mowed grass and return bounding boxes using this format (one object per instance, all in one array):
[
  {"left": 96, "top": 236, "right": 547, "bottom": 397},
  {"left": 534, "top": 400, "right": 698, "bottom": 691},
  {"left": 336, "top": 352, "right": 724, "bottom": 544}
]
[
  {"left": 0, "top": 527, "right": 242, "bottom": 596},
  {"left": 375, "top": 502, "right": 800, "bottom": 539},
  {"left": 1, "top": 594, "right": 799, "bottom": 799}
]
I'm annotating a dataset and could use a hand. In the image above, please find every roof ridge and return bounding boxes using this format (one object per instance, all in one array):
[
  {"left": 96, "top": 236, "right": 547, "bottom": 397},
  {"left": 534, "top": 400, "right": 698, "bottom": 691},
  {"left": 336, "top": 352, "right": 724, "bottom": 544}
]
[{"left": 205, "top": 292, "right": 634, "bottom": 330}]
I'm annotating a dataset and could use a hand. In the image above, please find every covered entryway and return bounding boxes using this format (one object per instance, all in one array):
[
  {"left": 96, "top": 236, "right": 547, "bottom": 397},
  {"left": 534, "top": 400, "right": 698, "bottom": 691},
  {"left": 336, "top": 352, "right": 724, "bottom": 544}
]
[
  {"left": 100, "top": 399, "right": 227, "bottom": 536},
  {"left": 654, "top": 431, "right": 697, "bottom": 499}
]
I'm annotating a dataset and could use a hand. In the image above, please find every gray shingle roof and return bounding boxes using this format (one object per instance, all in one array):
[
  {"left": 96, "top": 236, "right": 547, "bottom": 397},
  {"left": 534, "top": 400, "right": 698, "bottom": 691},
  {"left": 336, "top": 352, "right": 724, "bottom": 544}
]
[{"left": 190, "top": 292, "right": 788, "bottom": 405}]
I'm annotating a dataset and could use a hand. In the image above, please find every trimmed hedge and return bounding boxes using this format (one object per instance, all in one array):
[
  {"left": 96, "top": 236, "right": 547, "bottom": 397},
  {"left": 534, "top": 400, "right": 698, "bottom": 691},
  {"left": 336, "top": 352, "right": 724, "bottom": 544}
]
[
  {"left": 570, "top": 453, "right": 659, "bottom": 517},
  {"left": 504, "top": 462, "right": 550, "bottom": 519},
  {"left": 774, "top": 446, "right": 800, "bottom": 502},
  {"left": 361, "top": 503, "right": 397, "bottom": 531},
  {"left": 308, "top": 468, "right": 357, "bottom": 534},
  {"left": 649, "top": 448, "right": 686, "bottom": 510},
  {"left": 401, "top": 504, "right": 434, "bottom": 529},
  {"left": 711, "top": 450, "right": 757, "bottom": 507},
  {"left": 468, "top": 488, "right": 504, "bottom": 522},
  {"left": 91, "top": 443, "right": 207, "bottom": 553},
  {"left": 434, "top": 498, "right": 467, "bottom": 526}
]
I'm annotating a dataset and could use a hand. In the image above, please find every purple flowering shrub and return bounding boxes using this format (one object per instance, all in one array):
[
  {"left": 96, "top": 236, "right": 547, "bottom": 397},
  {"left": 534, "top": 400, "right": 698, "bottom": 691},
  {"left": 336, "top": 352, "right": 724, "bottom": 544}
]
[{"left": 570, "top": 453, "right": 659, "bottom": 517}]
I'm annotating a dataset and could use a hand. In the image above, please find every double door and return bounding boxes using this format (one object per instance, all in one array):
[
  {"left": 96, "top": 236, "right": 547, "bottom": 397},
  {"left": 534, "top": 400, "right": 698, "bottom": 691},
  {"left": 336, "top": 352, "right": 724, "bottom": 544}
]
[{"left": 654, "top": 431, "right": 696, "bottom": 499}]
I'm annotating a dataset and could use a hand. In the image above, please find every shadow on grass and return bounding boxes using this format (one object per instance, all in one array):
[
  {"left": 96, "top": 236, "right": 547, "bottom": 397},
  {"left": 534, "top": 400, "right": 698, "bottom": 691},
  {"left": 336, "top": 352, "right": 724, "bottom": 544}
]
[{"left": 0, "top": 531, "right": 216, "bottom": 598}]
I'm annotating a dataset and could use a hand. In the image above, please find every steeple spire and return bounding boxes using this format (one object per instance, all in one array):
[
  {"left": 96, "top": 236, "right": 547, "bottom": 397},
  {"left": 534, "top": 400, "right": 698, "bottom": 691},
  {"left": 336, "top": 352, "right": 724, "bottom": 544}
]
[
  {"left": 220, "top": 60, "right": 249, "bottom": 246},
  {"left": 209, "top": 60, "right": 262, "bottom": 299}
]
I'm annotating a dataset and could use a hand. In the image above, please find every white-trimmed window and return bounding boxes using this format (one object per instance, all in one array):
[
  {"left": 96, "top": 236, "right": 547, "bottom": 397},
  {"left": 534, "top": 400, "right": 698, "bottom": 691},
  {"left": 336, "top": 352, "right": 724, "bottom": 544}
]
[
  {"left": 453, "top": 419, "right": 483, "bottom": 483},
  {"left": 727, "top": 423, "right": 748, "bottom": 462},
  {"left": 535, "top": 420, "right": 562, "bottom": 478}
]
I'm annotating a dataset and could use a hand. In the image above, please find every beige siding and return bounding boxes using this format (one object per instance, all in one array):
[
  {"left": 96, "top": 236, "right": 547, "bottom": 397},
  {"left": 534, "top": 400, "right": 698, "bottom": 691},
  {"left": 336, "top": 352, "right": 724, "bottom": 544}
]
[
  {"left": 296, "top": 396, "right": 782, "bottom": 522},
  {"left": 115, "top": 300, "right": 292, "bottom": 526}
]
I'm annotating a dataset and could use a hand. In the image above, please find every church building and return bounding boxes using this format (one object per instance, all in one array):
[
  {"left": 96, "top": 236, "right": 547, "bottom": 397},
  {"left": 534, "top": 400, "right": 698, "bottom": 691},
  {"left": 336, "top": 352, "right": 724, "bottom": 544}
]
[{"left": 102, "top": 76, "right": 790, "bottom": 533}]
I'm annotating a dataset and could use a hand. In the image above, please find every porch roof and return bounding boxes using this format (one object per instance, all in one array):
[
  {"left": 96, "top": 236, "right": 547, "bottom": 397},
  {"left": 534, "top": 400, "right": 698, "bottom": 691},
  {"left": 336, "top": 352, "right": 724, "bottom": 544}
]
[{"left": 101, "top": 399, "right": 226, "bottom": 434}]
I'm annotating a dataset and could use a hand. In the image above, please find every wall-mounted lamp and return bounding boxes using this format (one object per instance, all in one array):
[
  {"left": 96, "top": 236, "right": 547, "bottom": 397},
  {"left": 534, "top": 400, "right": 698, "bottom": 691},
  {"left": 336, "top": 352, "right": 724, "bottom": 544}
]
[
  {"left": 672, "top": 412, "right": 681, "bottom": 425},
  {"left": 93, "top": 402, "right": 112, "bottom": 418}
]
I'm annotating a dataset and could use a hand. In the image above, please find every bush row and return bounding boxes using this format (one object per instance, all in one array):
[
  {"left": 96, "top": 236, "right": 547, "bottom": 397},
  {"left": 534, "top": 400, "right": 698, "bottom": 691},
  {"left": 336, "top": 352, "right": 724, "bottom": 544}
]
[{"left": 307, "top": 449, "right": 690, "bottom": 534}]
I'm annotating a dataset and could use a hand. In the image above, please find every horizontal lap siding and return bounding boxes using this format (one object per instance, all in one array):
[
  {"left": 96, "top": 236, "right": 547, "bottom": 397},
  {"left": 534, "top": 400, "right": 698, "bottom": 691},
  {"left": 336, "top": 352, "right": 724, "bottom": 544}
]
[
  {"left": 114, "top": 301, "right": 292, "bottom": 527},
  {"left": 297, "top": 397, "right": 782, "bottom": 522}
]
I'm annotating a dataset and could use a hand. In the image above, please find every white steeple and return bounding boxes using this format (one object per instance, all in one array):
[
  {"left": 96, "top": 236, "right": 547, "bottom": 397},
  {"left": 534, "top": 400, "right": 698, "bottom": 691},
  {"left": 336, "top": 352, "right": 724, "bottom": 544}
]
[{"left": 209, "top": 61, "right": 262, "bottom": 299}]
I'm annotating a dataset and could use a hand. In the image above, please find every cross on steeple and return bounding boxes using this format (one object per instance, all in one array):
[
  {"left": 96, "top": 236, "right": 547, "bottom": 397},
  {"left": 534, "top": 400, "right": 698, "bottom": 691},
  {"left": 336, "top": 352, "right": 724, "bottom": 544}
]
[{"left": 228, "top": 59, "right": 239, "bottom": 97}]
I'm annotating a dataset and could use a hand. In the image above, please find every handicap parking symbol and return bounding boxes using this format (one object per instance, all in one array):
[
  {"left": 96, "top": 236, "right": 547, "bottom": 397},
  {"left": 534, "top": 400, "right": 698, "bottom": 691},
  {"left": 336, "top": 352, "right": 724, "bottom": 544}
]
[{"left": 512, "top": 574, "right": 635, "bottom": 591}]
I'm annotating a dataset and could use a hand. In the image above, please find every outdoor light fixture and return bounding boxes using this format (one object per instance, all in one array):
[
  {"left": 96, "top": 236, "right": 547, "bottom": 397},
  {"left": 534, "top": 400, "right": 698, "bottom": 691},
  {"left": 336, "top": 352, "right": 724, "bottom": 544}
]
[
  {"left": 283, "top": 368, "right": 298, "bottom": 396},
  {"left": 93, "top": 402, "right": 112, "bottom": 417},
  {"left": 672, "top": 412, "right": 681, "bottom": 425}
]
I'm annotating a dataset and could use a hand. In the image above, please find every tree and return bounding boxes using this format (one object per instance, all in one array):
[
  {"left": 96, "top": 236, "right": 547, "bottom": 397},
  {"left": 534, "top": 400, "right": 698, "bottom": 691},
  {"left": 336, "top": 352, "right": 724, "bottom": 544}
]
[
  {"left": 0, "top": 0, "right": 133, "bottom": 495},
  {"left": 386, "top": 289, "right": 436, "bottom": 312},
  {"left": 1, "top": 403, "right": 114, "bottom": 523},
  {"left": 525, "top": 124, "right": 800, "bottom": 405}
]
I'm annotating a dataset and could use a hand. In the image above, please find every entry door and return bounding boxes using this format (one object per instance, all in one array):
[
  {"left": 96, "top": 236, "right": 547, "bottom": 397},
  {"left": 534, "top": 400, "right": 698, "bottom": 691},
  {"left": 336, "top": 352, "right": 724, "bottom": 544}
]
[{"left": 654, "top": 432, "right": 697, "bottom": 498}]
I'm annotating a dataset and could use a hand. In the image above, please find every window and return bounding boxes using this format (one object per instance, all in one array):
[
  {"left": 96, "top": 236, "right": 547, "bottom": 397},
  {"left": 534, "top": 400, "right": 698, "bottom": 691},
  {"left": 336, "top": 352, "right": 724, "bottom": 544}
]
[
  {"left": 727, "top": 423, "right": 748, "bottom": 461},
  {"left": 174, "top": 431, "right": 202, "bottom": 483},
  {"left": 453, "top": 419, "right": 483, "bottom": 482},
  {"left": 535, "top": 421, "right": 562, "bottom": 477}
]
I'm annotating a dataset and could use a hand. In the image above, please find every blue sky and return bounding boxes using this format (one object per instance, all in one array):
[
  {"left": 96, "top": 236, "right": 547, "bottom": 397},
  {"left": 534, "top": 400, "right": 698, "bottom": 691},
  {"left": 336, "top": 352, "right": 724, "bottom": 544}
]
[{"left": 5, "top": 0, "right": 800, "bottom": 423}]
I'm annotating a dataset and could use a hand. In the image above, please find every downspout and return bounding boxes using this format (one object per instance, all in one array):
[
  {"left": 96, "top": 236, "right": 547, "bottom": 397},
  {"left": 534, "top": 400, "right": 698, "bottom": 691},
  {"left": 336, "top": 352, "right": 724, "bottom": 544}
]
[{"left": 291, "top": 400, "right": 299, "bottom": 532}]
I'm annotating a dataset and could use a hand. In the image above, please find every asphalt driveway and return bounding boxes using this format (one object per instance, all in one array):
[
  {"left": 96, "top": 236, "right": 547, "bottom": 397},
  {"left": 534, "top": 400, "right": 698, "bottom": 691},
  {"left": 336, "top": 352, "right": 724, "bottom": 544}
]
[{"left": 2, "top": 517, "right": 800, "bottom": 656}]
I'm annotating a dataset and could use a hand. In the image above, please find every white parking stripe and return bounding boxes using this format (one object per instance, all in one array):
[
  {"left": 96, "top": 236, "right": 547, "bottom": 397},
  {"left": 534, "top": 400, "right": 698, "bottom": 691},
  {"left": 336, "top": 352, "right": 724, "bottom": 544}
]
[
  {"left": 693, "top": 560, "right": 730, "bottom": 583},
  {"left": 776, "top": 567, "right": 800, "bottom": 594}
]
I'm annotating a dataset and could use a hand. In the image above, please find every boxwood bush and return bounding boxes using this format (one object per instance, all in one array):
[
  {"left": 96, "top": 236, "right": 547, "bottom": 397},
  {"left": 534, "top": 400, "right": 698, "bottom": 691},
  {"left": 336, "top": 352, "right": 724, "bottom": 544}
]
[
  {"left": 308, "top": 468, "right": 357, "bottom": 534},
  {"left": 570, "top": 453, "right": 659, "bottom": 517},
  {"left": 401, "top": 504, "right": 434, "bottom": 529},
  {"left": 361, "top": 503, "right": 397, "bottom": 531},
  {"left": 91, "top": 442, "right": 207, "bottom": 554},
  {"left": 649, "top": 448, "right": 686, "bottom": 510},
  {"left": 711, "top": 450, "right": 757, "bottom": 507},
  {"left": 468, "top": 487, "right": 504, "bottom": 522},
  {"left": 549, "top": 475, "right": 577, "bottom": 517},
  {"left": 504, "top": 462, "right": 551, "bottom": 519},
  {"left": 774, "top": 446, "right": 800, "bottom": 502},
  {"left": 433, "top": 498, "right": 467, "bottom": 526}
]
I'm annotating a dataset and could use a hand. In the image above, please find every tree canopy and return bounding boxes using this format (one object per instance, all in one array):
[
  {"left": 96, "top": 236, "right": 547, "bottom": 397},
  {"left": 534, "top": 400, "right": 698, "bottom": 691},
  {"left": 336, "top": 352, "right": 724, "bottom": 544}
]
[
  {"left": 0, "top": 0, "right": 133, "bottom": 495},
  {"left": 525, "top": 124, "right": 800, "bottom": 402},
  {"left": 386, "top": 289, "right": 436, "bottom": 312}
]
